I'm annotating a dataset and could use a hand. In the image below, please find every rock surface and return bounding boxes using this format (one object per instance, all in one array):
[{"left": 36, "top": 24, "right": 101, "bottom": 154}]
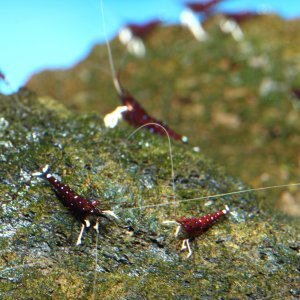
[
  {"left": 26, "top": 15, "right": 300, "bottom": 215},
  {"left": 0, "top": 91, "right": 299, "bottom": 299}
]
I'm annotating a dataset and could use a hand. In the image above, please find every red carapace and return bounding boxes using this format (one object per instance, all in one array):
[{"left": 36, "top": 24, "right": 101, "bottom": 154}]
[
  {"left": 169, "top": 205, "right": 230, "bottom": 257},
  {"left": 33, "top": 165, "right": 117, "bottom": 245}
]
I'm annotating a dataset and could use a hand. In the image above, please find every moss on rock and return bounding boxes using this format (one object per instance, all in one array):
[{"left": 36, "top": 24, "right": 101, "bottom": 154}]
[
  {"left": 0, "top": 90, "right": 299, "bottom": 299},
  {"left": 26, "top": 15, "right": 300, "bottom": 214}
]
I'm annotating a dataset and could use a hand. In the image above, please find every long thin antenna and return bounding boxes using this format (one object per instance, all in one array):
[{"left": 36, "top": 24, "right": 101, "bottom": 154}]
[
  {"left": 127, "top": 122, "right": 177, "bottom": 214},
  {"left": 124, "top": 182, "right": 300, "bottom": 211},
  {"left": 99, "top": 0, "right": 122, "bottom": 96},
  {"left": 92, "top": 227, "right": 99, "bottom": 300}
]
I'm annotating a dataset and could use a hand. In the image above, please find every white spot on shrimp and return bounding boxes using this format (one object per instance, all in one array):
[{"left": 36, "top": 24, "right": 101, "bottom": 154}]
[{"left": 182, "top": 136, "right": 188, "bottom": 143}]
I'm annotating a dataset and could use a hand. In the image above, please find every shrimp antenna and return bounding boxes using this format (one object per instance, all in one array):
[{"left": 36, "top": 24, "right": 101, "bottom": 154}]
[
  {"left": 99, "top": 0, "right": 122, "bottom": 96},
  {"left": 126, "top": 182, "right": 300, "bottom": 211},
  {"left": 92, "top": 226, "right": 99, "bottom": 300},
  {"left": 127, "top": 122, "right": 177, "bottom": 214}
]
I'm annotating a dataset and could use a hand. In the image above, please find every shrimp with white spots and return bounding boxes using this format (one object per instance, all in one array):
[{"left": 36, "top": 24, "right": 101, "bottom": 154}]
[{"left": 33, "top": 164, "right": 118, "bottom": 245}]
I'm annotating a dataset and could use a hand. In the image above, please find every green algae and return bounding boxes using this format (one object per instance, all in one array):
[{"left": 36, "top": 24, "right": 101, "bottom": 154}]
[
  {"left": 0, "top": 91, "right": 299, "bottom": 299},
  {"left": 26, "top": 15, "right": 300, "bottom": 215}
]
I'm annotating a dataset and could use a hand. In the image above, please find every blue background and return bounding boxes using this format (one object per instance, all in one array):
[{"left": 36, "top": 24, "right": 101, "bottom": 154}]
[{"left": 1, "top": 0, "right": 299, "bottom": 93}]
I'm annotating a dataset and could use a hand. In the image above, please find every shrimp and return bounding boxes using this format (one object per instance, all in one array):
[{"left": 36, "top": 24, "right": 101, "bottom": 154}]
[
  {"left": 100, "top": 1, "right": 188, "bottom": 143},
  {"left": 174, "top": 205, "right": 230, "bottom": 258},
  {"left": 32, "top": 164, "right": 117, "bottom": 245},
  {"left": 118, "top": 20, "right": 161, "bottom": 57}
]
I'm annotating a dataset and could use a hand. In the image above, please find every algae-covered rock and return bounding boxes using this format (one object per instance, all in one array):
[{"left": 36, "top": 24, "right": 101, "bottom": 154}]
[
  {"left": 0, "top": 91, "right": 299, "bottom": 299},
  {"left": 26, "top": 15, "right": 300, "bottom": 214}
]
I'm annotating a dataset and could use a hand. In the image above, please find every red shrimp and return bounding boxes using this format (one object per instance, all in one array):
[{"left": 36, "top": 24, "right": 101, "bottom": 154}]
[
  {"left": 103, "top": 69, "right": 188, "bottom": 144},
  {"left": 33, "top": 165, "right": 118, "bottom": 245},
  {"left": 222, "top": 11, "right": 259, "bottom": 24},
  {"left": 180, "top": 0, "right": 224, "bottom": 41},
  {"left": 165, "top": 205, "right": 230, "bottom": 258},
  {"left": 119, "top": 88, "right": 188, "bottom": 142},
  {"left": 100, "top": 2, "right": 188, "bottom": 143},
  {"left": 118, "top": 20, "right": 161, "bottom": 57},
  {"left": 186, "top": 0, "right": 224, "bottom": 14},
  {"left": 125, "top": 20, "right": 161, "bottom": 39}
]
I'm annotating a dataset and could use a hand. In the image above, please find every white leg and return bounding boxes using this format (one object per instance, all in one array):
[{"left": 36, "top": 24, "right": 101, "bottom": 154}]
[
  {"left": 84, "top": 219, "right": 91, "bottom": 228},
  {"left": 162, "top": 220, "right": 177, "bottom": 225},
  {"left": 76, "top": 224, "right": 85, "bottom": 245},
  {"left": 93, "top": 221, "right": 99, "bottom": 233},
  {"left": 186, "top": 240, "right": 192, "bottom": 258},
  {"left": 181, "top": 239, "right": 188, "bottom": 250},
  {"left": 174, "top": 225, "right": 181, "bottom": 237}
]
